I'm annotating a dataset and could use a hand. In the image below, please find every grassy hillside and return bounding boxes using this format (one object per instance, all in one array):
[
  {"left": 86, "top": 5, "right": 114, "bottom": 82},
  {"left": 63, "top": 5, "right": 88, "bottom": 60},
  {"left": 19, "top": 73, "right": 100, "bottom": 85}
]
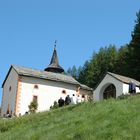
[{"left": 1, "top": 95, "right": 140, "bottom": 140}]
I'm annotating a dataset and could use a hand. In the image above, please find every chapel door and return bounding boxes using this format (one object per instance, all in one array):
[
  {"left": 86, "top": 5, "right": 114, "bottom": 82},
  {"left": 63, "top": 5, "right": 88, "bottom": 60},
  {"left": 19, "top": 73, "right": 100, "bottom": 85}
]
[{"left": 103, "top": 84, "right": 116, "bottom": 99}]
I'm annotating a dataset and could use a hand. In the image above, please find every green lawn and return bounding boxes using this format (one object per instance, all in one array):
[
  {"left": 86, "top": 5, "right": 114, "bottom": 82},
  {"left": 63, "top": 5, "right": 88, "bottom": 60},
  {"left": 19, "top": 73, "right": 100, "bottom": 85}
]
[{"left": 0, "top": 95, "right": 140, "bottom": 140}]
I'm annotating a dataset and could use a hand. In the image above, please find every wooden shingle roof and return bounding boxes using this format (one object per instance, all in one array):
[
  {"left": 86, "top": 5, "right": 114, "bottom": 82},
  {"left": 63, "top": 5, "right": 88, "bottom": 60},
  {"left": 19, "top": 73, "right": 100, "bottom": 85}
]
[
  {"left": 44, "top": 48, "right": 64, "bottom": 73},
  {"left": 108, "top": 72, "right": 140, "bottom": 86},
  {"left": 13, "top": 65, "right": 79, "bottom": 85},
  {"left": 2, "top": 65, "right": 93, "bottom": 91}
]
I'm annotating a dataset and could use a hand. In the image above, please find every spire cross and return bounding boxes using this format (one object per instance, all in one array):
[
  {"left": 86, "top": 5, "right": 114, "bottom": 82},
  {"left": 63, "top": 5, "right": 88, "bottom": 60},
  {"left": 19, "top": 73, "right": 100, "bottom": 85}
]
[{"left": 54, "top": 40, "right": 57, "bottom": 49}]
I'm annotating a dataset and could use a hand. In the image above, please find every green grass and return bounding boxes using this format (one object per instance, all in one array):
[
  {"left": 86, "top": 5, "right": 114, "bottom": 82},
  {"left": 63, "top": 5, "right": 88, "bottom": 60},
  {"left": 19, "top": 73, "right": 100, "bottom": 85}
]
[{"left": 1, "top": 95, "right": 140, "bottom": 140}]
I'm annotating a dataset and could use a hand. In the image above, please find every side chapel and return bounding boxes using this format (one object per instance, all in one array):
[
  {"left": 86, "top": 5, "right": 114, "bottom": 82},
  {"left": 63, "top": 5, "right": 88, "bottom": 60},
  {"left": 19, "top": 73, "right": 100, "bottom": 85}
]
[{"left": 1, "top": 47, "right": 93, "bottom": 116}]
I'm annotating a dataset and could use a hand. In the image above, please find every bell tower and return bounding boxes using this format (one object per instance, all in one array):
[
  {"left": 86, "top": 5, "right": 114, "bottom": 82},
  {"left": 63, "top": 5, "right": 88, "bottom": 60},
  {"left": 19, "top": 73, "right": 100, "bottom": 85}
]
[{"left": 44, "top": 41, "right": 64, "bottom": 73}]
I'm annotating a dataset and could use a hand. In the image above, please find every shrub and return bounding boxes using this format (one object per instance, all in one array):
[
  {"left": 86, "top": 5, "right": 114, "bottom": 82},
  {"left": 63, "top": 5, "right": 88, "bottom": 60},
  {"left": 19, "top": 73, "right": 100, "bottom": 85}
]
[{"left": 28, "top": 101, "right": 38, "bottom": 113}]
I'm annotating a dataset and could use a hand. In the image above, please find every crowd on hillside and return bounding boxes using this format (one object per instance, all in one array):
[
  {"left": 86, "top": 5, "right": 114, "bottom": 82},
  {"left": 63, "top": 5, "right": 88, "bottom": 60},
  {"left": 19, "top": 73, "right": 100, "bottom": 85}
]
[{"left": 50, "top": 94, "right": 91, "bottom": 109}]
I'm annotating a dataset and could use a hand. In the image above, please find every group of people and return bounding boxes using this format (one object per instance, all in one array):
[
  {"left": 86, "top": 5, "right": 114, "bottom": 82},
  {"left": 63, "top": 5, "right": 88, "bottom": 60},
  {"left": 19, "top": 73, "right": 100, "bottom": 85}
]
[{"left": 58, "top": 94, "right": 86, "bottom": 107}]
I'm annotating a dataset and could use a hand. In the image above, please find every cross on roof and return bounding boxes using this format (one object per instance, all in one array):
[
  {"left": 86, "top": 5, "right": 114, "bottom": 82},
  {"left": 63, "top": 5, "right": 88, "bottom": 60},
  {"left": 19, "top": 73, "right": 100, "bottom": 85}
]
[{"left": 54, "top": 40, "right": 57, "bottom": 49}]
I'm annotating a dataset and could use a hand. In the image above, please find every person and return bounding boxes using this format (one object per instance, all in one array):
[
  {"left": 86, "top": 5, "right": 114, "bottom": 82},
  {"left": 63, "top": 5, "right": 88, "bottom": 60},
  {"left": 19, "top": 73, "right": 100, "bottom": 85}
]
[
  {"left": 58, "top": 97, "right": 65, "bottom": 107},
  {"left": 71, "top": 94, "right": 77, "bottom": 104},
  {"left": 129, "top": 80, "right": 136, "bottom": 94},
  {"left": 65, "top": 95, "right": 71, "bottom": 105}
]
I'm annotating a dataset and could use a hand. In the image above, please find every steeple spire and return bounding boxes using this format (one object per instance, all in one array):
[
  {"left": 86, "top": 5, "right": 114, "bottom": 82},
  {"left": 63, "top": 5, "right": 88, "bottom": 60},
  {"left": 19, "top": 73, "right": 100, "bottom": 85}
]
[{"left": 44, "top": 42, "right": 64, "bottom": 73}]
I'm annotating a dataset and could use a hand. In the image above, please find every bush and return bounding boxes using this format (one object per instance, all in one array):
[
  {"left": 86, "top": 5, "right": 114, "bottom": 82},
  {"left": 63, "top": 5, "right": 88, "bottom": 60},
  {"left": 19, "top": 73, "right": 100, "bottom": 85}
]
[{"left": 28, "top": 101, "right": 38, "bottom": 113}]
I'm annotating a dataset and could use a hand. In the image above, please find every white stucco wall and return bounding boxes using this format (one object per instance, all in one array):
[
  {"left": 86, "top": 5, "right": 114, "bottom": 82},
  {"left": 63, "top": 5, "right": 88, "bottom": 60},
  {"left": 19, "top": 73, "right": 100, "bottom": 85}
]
[
  {"left": 1, "top": 68, "right": 18, "bottom": 116},
  {"left": 19, "top": 76, "right": 78, "bottom": 115},
  {"left": 93, "top": 74, "right": 123, "bottom": 101},
  {"left": 122, "top": 83, "right": 129, "bottom": 94},
  {"left": 123, "top": 83, "right": 140, "bottom": 94},
  {"left": 136, "top": 86, "right": 140, "bottom": 93}
]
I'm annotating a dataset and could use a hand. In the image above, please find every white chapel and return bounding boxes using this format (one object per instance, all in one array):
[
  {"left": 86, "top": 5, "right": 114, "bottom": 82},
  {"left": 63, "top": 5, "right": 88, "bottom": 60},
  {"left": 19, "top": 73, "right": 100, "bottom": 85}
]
[{"left": 1, "top": 47, "right": 93, "bottom": 116}]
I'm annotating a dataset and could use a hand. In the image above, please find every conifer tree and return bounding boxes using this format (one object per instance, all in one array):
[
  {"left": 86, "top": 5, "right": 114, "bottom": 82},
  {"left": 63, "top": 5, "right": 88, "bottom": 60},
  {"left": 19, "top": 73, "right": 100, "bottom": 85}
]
[{"left": 127, "top": 10, "right": 140, "bottom": 80}]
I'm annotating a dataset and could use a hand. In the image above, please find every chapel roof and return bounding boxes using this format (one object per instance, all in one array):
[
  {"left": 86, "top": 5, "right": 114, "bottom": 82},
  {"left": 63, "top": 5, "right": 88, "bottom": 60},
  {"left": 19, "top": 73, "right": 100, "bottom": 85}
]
[
  {"left": 13, "top": 65, "right": 78, "bottom": 85},
  {"left": 107, "top": 72, "right": 140, "bottom": 86},
  {"left": 2, "top": 65, "right": 92, "bottom": 91}
]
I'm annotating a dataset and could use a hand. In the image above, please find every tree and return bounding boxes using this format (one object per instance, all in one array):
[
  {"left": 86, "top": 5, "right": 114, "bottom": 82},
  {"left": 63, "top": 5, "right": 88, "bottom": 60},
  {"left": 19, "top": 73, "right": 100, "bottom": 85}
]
[
  {"left": 67, "top": 67, "right": 72, "bottom": 75},
  {"left": 78, "top": 60, "right": 90, "bottom": 85},
  {"left": 115, "top": 45, "right": 129, "bottom": 75},
  {"left": 127, "top": 10, "right": 140, "bottom": 80},
  {"left": 67, "top": 65, "right": 79, "bottom": 79},
  {"left": 78, "top": 45, "right": 118, "bottom": 88}
]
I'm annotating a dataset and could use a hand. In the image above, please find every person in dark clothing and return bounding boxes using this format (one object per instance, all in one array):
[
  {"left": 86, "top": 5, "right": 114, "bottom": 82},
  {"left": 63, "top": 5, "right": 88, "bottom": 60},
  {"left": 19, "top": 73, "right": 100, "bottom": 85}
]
[
  {"left": 58, "top": 97, "right": 64, "bottom": 107},
  {"left": 65, "top": 95, "right": 71, "bottom": 105},
  {"left": 129, "top": 81, "right": 136, "bottom": 94}
]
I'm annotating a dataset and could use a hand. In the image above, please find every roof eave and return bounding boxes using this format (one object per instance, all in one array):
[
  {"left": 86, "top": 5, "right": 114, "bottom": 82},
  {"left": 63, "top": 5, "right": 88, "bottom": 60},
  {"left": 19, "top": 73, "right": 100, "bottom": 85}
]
[
  {"left": 2, "top": 65, "right": 19, "bottom": 88},
  {"left": 107, "top": 72, "right": 140, "bottom": 86},
  {"left": 18, "top": 74, "right": 79, "bottom": 86}
]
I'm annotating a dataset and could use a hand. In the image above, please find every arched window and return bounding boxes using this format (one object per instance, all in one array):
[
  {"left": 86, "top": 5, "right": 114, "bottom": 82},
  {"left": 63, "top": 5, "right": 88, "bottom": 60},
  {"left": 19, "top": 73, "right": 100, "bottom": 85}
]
[
  {"left": 33, "top": 95, "right": 38, "bottom": 102},
  {"left": 62, "top": 90, "right": 66, "bottom": 94},
  {"left": 82, "top": 95, "right": 85, "bottom": 98},
  {"left": 9, "top": 86, "right": 12, "bottom": 92},
  {"left": 34, "top": 85, "right": 39, "bottom": 89}
]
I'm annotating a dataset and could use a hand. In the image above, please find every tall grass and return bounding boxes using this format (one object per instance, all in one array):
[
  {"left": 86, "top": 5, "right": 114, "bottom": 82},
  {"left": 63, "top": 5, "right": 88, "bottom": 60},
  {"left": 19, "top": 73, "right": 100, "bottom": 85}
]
[{"left": 0, "top": 95, "right": 140, "bottom": 140}]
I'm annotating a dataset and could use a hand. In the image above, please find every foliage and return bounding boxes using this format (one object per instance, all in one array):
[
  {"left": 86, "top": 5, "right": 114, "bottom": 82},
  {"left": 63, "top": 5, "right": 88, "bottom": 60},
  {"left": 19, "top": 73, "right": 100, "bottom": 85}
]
[
  {"left": 67, "top": 65, "right": 82, "bottom": 80},
  {"left": 126, "top": 10, "right": 140, "bottom": 81},
  {"left": 28, "top": 101, "right": 38, "bottom": 113},
  {"left": 1, "top": 95, "right": 140, "bottom": 139},
  {"left": 78, "top": 45, "right": 119, "bottom": 88}
]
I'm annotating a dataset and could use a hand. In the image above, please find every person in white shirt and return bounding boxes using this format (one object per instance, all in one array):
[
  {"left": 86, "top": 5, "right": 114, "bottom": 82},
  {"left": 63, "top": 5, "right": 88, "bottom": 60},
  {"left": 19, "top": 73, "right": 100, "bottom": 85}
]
[{"left": 71, "top": 94, "right": 77, "bottom": 104}]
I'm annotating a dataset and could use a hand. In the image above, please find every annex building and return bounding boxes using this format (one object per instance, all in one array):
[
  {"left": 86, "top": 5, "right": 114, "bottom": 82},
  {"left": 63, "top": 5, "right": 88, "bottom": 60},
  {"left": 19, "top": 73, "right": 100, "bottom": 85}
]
[{"left": 94, "top": 72, "right": 140, "bottom": 101}]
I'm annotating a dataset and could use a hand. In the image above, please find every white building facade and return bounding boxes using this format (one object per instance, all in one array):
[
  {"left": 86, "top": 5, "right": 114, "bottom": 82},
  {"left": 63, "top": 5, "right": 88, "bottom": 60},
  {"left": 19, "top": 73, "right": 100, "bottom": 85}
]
[{"left": 94, "top": 72, "right": 140, "bottom": 101}]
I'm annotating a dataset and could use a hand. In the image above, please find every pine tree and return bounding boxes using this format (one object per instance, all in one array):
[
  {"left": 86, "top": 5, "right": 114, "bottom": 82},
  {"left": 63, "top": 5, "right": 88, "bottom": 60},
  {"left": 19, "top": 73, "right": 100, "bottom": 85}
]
[
  {"left": 115, "top": 45, "right": 129, "bottom": 75},
  {"left": 78, "top": 45, "right": 118, "bottom": 88},
  {"left": 127, "top": 10, "right": 140, "bottom": 80}
]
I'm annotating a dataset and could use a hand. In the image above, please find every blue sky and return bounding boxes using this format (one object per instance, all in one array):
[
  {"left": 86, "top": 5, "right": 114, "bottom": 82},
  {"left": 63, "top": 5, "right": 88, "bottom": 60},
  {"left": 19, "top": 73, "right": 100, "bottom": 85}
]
[{"left": 0, "top": 0, "right": 140, "bottom": 104}]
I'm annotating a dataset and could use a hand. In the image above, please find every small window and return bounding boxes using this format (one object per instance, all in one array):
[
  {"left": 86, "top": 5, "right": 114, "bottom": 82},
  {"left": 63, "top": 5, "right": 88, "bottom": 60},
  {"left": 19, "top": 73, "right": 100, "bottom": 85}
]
[
  {"left": 82, "top": 95, "right": 85, "bottom": 98},
  {"left": 34, "top": 85, "right": 39, "bottom": 89},
  {"left": 33, "top": 95, "right": 38, "bottom": 102},
  {"left": 9, "top": 86, "right": 11, "bottom": 92},
  {"left": 62, "top": 90, "right": 66, "bottom": 94}
]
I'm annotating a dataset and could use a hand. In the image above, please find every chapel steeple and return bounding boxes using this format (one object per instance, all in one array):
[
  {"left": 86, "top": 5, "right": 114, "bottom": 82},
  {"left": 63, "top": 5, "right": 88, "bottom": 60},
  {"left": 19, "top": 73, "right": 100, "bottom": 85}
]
[{"left": 44, "top": 42, "right": 64, "bottom": 73}]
